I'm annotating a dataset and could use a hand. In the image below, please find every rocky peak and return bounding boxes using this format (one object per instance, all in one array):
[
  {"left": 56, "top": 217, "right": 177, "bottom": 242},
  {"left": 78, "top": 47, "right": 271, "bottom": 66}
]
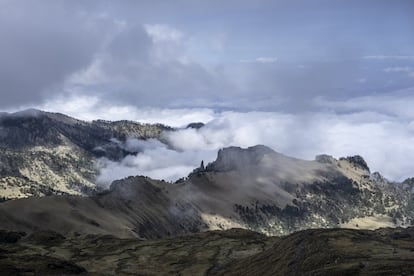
[
  {"left": 370, "top": 172, "right": 389, "bottom": 184},
  {"left": 402, "top": 178, "right": 414, "bottom": 192},
  {"left": 205, "top": 145, "right": 276, "bottom": 172},
  {"left": 339, "top": 155, "right": 370, "bottom": 172},
  {"left": 403, "top": 177, "right": 414, "bottom": 185},
  {"left": 186, "top": 122, "right": 205, "bottom": 129},
  {"left": 315, "top": 154, "right": 336, "bottom": 164}
]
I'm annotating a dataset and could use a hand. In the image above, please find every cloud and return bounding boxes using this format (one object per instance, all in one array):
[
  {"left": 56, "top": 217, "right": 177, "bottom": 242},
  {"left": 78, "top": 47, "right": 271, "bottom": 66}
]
[
  {"left": 2, "top": 1, "right": 414, "bottom": 113},
  {"left": 145, "top": 24, "right": 184, "bottom": 43},
  {"left": 315, "top": 87, "right": 414, "bottom": 120},
  {"left": 60, "top": 22, "right": 242, "bottom": 110},
  {"left": 240, "top": 57, "right": 278, "bottom": 63},
  {"left": 87, "top": 101, "right": 414, "bottom": 185},
  {"left": 364, "top": 56, "right": 414, "bottom": 60},
  {"left": 31, "top": 95, "right": 216, "bottom": 127},
  {"left": 0, "top": 1, "right": 112, "bottom": 108},
  {"left": 163, "top": 110, "right": 414, "bottom": 182},
  {"left": 383, "top": 67, "right": 414, "bottom": 77},
  {"left": 383, "top": 67, "right": 412, "bottom": 73},
  {"left": 95, "top": 138, "right": 216, "bottom": 187}
]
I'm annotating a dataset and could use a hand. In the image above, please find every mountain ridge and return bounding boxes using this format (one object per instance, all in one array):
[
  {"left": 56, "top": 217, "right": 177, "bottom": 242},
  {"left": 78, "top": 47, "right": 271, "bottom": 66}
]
[
  {"left": 0, "top": 109, "right": 171, "bottom": 199},
  {"left": 0, "top": 142, "right": 413, "bottom": 239}
]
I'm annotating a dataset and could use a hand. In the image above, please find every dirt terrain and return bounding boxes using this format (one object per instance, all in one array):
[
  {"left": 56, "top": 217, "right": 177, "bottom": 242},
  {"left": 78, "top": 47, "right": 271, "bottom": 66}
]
[{"left": 1, "top": 227, "right": 414, "bottom": 275}]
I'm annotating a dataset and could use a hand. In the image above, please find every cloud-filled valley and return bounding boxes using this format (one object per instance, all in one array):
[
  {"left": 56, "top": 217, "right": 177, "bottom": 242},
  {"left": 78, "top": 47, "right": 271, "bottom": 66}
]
[{"left": 93, "top": 104, "right": 414, "bottom": 186}]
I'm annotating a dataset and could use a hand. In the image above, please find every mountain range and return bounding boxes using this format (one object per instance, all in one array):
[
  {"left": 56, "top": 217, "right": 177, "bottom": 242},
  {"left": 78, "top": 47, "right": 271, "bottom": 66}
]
[
  {"left": 1, "top": 110, "right": 414, "bottom": 275},
  {"left": 0, "top": 109, "right": 169, "bottom": 200}
]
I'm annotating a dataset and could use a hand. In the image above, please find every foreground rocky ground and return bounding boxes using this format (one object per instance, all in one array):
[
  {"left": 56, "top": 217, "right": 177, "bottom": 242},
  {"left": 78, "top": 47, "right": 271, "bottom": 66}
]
[{"left": 1, "top": 227, "right": 414, "bottom": 275}]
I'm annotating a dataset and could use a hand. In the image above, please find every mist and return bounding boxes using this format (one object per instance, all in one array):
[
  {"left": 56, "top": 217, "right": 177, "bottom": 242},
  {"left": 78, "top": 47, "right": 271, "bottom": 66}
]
[{"left": 95, "top": 138, "right": 217, "bottom": 187}]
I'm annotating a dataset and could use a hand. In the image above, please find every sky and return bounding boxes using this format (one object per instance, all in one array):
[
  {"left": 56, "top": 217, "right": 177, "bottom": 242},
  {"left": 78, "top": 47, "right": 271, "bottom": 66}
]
[{"left": 1, "top": 0, "right": 414, "bottom": 182}]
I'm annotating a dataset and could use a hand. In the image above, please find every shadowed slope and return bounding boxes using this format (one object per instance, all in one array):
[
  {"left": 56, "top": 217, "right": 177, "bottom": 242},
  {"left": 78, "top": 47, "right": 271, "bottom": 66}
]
[
  {"left": 222, "top": 227, "right": 414, "bottom": 275},
  {"left": 1, "top": 227, "right": 414, "bottom": 275}
]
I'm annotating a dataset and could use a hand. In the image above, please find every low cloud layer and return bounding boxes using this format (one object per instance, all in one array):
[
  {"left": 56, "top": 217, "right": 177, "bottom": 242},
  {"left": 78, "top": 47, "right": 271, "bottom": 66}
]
[
  {"left": 164, "top": 110, "right": 414, "bottom": 182},
  {"left": 95, "top": 138, "right": 216, "bottom": 187},
  {"left": 94, "top": 100, "right": 414, "bottom": 186}
]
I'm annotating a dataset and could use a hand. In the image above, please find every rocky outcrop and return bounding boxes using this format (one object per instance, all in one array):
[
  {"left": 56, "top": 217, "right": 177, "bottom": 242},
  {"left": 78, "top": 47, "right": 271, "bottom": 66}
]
[
  {"left": 339, "top": 155, "right": 370, "bottom": 172},
  {"left": 205, "top": 145, "right": 276, "bottom": 172}
]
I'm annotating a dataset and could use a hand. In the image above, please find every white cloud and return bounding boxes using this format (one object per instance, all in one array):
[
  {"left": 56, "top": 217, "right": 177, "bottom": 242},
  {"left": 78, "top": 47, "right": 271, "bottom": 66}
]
[
  {"left": 383, "top": 67, "right": 412, "bottom": 73},
  {"left": 364, "top": 55, "right": 414, "bottom": 60},
  {"left": 144, "top": 24, "right": 184, "bottom": 43},
  {"left": 383, "top": 67, "right": 414, "bottom": 77},
  {"left": 210, "top": 33, "right": 227, "bottom": 52},
  {"left": 163, "top": 111, "right": 414, "bottom": 182},
  {"left": 90, "top": 107, "right": 414, "bottom": 185},
  {"left": 95, "top": 138, "right": 216, "bottom": 187},
  {"left": 315, "top": 87, "right": 414, "bottom": 120},
  {"left": 240, "top": 57, "right": 278, "bottom": 63},
  {"left": 9, "top": 94, "right": 216, "bottom": 128}
]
